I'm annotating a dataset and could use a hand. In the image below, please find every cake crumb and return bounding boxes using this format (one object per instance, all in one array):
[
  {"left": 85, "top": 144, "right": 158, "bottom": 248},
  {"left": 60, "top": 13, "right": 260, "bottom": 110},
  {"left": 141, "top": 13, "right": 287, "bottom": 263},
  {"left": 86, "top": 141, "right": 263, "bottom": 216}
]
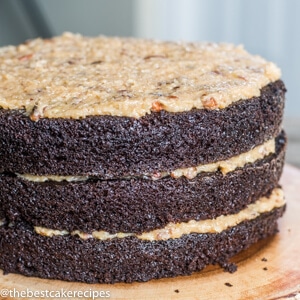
[
  {"left": 225, "top": 282, "right": 233, "bottom": 287},
  {"left": 261, "top": 257, "right": 268, "bottom": 262},
  {"left": 174, "top": 289, "right": 180, "bottom": 293},
  {"left": 219, "top": 261, "right": 237, "bottom": 273}
]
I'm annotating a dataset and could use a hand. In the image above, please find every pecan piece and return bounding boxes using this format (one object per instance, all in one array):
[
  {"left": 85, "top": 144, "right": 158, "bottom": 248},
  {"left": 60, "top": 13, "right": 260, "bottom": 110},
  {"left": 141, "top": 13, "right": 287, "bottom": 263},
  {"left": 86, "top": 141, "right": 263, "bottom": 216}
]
[
  {"left": 236, "top": 75, "right": 247, "bottom": 81},
  {"left": 202, "top": 97, "right": 218, "bottom": 109},
  {"left": 91, "top": 60, "right": 103, "bottom": 65},
  {"left": 151, "top": 101, "right": 165, "bottom": 112},
  {"left": 29, "top": 104, "right": 46, "bottom": 121},
  {"left": 144, "top": 55, "right": 167, "bottom": 60},
  {"left": 29, "top": 105, "right": 41, "bottom": 121},
  {"left": 18, "top": 54, "right": 33, "bottom": 61},
  {"left": 151, "top": 172, "right": 162, "bottom": 180}
]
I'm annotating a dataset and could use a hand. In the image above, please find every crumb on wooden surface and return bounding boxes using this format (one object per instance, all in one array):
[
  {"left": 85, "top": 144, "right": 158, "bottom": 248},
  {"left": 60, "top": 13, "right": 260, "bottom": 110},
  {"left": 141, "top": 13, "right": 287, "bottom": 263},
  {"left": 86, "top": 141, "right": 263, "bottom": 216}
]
[
  {"left": 261, "top": 257, "right": 268, "bottom": 262},
  {"left": 225, "top": 282, "right": 233, "bottom": 287}
]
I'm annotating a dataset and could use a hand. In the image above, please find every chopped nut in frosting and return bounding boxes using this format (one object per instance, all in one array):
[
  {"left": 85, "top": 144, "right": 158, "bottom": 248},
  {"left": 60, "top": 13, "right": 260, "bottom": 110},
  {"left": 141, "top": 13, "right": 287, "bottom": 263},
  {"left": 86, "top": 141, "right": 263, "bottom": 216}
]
[{"left": 0, "top": 32, "right": 281, "bottom": 119}]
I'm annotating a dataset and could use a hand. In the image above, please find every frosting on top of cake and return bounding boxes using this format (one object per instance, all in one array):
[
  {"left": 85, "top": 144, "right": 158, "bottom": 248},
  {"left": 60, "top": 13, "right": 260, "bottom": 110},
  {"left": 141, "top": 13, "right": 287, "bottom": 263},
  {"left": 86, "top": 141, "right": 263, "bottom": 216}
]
[{"left": 0, "top": 32, "right": 281, "bottom": 120}]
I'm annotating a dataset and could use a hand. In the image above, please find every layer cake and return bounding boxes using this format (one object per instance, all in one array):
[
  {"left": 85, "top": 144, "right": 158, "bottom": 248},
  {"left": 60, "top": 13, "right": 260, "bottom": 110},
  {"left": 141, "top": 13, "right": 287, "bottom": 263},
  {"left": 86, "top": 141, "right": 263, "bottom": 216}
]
[{"left": 0, "top": 33, "right": 286, "bottom": 283}]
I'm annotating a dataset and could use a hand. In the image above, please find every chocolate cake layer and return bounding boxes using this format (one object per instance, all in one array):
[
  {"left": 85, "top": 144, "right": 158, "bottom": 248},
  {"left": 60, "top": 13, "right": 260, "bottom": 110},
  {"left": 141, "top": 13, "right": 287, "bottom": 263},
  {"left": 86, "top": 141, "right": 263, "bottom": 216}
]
[
  {"left": 0, "top": 132, "right": 286, "bottom": 234},
  {"left": 0, "top": 207, "right": 285, "bottom": 283},
  {"left": 0, "top": 80, "right": 285, "bottom": 177}
]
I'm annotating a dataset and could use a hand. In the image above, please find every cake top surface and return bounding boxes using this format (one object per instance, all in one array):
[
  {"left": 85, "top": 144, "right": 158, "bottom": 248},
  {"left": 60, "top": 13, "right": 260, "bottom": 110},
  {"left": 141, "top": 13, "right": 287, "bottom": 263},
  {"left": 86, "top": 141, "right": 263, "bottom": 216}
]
[{"left": 0, "top": 32, "right": 280, "bottom": 120}]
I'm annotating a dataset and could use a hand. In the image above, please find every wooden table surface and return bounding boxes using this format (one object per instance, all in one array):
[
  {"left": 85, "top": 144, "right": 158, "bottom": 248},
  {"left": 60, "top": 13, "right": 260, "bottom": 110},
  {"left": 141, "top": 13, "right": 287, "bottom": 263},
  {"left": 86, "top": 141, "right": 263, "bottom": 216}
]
[{"left": 0, "top": 165, "right": 299, "bottom": 300}]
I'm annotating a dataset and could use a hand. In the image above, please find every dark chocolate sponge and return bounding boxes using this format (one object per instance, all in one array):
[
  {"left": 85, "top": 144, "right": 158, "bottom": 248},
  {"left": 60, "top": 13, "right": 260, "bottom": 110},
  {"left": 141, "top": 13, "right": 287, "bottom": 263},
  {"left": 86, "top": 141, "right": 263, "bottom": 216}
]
[
  {"left": 0, "top": 80, "right": 285, "bottom": 178},
  {"left": 0, "top": 206, "right": 285, "bottom": 284},
  {"left": 0, "top": 132, "right": 286, "bottom": 234}
]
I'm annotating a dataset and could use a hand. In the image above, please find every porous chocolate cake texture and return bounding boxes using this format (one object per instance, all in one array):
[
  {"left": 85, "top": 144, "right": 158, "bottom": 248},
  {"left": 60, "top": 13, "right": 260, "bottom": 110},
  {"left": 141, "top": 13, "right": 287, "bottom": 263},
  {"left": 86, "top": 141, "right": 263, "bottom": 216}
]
[{"left": 0, "top": 33, "right": 287, "bottom": 283}]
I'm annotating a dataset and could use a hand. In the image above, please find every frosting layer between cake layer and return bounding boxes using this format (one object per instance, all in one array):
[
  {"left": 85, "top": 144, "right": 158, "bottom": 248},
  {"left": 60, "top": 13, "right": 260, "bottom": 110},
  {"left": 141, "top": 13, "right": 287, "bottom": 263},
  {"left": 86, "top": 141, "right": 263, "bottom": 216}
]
[
  {"left": 0, "top": 131, "right": 286, "bottom": 234},
  {"left": 16, "top": 137, "right": 275, "bottom": 182},
  {"left": 0, "top": 207, "right": 285, "bottom": 283},
  {"left": 33, "top": 188, "right": 284, "bottom": 241}
]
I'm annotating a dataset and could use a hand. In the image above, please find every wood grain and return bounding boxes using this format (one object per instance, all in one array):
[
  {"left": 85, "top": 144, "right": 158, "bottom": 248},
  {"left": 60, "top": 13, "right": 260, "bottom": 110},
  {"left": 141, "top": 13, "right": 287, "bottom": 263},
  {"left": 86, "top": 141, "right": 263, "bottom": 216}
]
[{"left": 0, "top": 165, "right": 299, "bottom": 300}]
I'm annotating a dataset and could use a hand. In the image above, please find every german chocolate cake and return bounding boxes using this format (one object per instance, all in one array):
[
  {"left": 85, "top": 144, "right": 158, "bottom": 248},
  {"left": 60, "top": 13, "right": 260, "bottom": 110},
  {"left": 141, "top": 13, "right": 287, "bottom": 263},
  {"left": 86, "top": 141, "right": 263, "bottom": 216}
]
[{"left": 0, "top": 33, "right": 286, "bottom": 283}]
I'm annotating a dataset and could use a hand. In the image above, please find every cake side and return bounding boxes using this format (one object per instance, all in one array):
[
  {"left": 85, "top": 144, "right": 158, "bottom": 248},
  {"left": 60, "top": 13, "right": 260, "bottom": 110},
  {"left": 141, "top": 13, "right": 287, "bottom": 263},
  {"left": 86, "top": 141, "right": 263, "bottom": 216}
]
[
  {"left": 0, "top": 80, "right": 286, "bottom": 177},
  {"left": 0, "top": 131, "right": 286, "bottom": 233},
  {"left": 0, "top": 206, "right": 285, "bottom": 283}
]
